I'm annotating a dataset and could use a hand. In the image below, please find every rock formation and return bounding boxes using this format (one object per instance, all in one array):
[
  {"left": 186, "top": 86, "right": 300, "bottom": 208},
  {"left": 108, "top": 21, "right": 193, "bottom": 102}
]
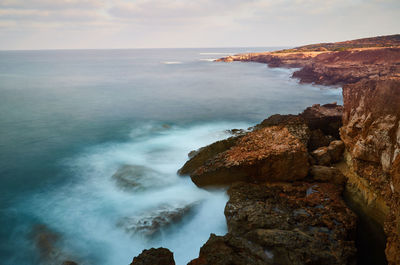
[
  {"left": 340, "top": 78, "right": 400, "bottom": 264},
  {"left": 217, "top": 35, "right": 400, "bottom": 87}
]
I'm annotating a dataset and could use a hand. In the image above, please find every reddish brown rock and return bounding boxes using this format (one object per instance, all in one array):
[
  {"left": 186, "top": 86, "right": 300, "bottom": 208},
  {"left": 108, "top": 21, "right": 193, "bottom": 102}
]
[
  {"left": 178, "top": 136, "right": 240, "bottom": 176},
  {"left": 311, "top": 140, "right": 345, "bottom": 166},
  {"left": 310, "top": 165, "right": 346, "bottom": 185},
  {"left": 130, "top": 248, "right": 175, "bottom": 265},
  {"left": 340, "top": 78, "right": 400, "bottom": 265},
  {"left": 217, "top": 35, "right": 400, "bottom": 86},
  {"left": 191, "top": 126, "right": 309, "bottom": 187}
]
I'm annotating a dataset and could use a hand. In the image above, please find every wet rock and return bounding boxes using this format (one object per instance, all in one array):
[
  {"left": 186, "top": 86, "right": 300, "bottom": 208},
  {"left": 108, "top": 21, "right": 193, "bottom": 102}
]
[
  {"left": 130, "top": 248, "right": 175, "bottom": 265},
  {"left": 112, "top": 165, "right": 169, "bottom": 191},
  {"left": 118, "top": 203, "right": 197, "bottom": 238},
  {"left": 310, "top": 165, "right": 346, "bottom": 185},
  {"left": 187, "top": 233, "right": 271, "bottom": 265},
  {"left": 190, "top": 182, "right": 357, "bottom": 265},
  {"left": 191, "top": 126, "right": 309, "bottom": 187}
]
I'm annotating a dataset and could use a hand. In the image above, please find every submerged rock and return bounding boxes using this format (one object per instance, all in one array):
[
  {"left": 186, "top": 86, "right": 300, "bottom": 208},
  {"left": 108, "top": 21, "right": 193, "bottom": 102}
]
[
  {"left": 30, "top": 224, "right": 79, "bottom": 265},
  {"left": 112, "top": 165, "right": 170, "bottom": 191},
  {"left": 118, "top": 203, "right": 198, "bottom": 238},
  {"left": 130, "top": 248, "right": 175, "bottom": 265}
]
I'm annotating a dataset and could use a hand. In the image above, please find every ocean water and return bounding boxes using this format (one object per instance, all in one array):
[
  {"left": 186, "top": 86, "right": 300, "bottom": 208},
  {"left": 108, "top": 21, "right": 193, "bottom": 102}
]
[{"left": 0, "top": 48, "right": 342, "bottom": 265}]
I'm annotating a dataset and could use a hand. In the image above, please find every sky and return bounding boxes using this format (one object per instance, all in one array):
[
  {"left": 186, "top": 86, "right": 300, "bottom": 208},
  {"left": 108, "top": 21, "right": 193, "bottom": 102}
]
[{"left": 0, "top": 0, "right": 399, "bottom": 50}]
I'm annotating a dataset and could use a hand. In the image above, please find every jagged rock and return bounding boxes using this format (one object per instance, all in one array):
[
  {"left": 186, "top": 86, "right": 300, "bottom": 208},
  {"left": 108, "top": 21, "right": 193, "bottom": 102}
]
[
  {"left": 178, "top": 136, "right": 240, "bottom": 176},
  {"left": 340, "top": 78, "right": 400, "bottom": 265},
  {"left": 187, "top": 233, "right": 272, "bottom": 265},
  {"left": 310, "top": 165, "right": 346, "bottom": 185},
  {"left": 112, "top": 165, "right": 170, "bottom": 191},
  {"left": 190, "top": 182, "right": 357, "bottom": 265},
  {"left": 118, "top": 203, "right": 197, "bottom": 238},
  {"left": 130, "top": 248, "right": 175, "bottom": 265},
  {"left": 190, "top": 126, "right": 309, "bottom": 187}
]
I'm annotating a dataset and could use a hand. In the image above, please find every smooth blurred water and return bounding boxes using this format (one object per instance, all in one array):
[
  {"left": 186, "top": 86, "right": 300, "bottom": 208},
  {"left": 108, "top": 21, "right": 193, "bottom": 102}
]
[{"left": 0, "top": 48, "right": 342, "bottom": 265}]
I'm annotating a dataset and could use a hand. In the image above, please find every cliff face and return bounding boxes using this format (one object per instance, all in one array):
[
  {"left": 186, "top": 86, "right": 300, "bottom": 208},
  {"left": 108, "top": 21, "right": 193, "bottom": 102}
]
[
  {"left": 340, "top": 78, "right": 400, "bottom": 264},
  {"left": 217, "top": 47, "right": 400, "bottom": 86}
]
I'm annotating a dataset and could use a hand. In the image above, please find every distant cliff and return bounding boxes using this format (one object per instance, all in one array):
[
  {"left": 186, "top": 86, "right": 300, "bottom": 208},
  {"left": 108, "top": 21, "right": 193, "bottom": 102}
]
[{"left": 216, "top": 34, "right": 400, "bottom": 86}]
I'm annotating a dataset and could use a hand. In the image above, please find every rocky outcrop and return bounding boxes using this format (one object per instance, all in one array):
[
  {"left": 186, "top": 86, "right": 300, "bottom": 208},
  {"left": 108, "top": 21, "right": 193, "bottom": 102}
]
[
  {"left": 190, "top": 125, "right": 309, "bottom": 187},
  {"left": 340, "top": 78, "right": 400, "bottom": 264},
  {"left": 130, "top": 248, "right": 175, "bottom": 265},
  {"left": 217, "top": 35, "right": 400, "bottom": 86},
  {"left": 178, "top": 103, "right": 344, "bottom": 187},
  {"left": 189, "top": 182, "right": 357, "bottom": 265}
]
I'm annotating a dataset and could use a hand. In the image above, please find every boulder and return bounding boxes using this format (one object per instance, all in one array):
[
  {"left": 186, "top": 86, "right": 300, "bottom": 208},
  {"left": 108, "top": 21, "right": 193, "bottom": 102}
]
[
  {"left": 311, "top": 140, "right": 345, "bottom": 165},
  {"left": 130, "top": 248, "right": 175, "bottom": 265},
  {"left": 190, "top": 126, "right": 309, "bottom": 187}
]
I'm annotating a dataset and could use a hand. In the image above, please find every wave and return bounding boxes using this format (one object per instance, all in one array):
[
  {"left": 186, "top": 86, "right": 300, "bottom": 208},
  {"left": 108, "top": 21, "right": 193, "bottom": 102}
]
[
  {"left": 16, "top": 121, "right": 251, "bottom": 265},
  {"left": 161, "top": 61, "right": 182, "bottom": 65}
]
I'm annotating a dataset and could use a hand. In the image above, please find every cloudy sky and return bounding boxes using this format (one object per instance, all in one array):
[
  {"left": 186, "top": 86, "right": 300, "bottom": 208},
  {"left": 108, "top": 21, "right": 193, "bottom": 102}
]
[{"left": 0, "top": 0, "right": 399, "bottom": 50}]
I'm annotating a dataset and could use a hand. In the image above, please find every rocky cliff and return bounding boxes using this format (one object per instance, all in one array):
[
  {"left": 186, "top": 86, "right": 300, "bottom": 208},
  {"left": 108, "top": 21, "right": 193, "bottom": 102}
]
[
  {"left": 130, "top": 36, "right": 400, "bottom": 265},
  {"left": 340, "top": 78, "right": 400, "bottom": 264}
]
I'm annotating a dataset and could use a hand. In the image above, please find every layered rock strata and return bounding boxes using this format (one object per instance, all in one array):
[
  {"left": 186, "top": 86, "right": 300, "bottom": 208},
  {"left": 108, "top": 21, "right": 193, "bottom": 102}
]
[{"left": 340, "top": 78, "right": 400, "bottom": 264}]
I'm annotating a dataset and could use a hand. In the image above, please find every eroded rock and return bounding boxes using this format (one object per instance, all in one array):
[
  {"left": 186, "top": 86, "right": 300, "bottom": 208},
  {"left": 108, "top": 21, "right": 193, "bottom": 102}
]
[
  {"left": 190, "top": 126, "right": 309, "bottom": 187},
  {"left": 190, "top": 182, "right": 357, "bottom": 265}
]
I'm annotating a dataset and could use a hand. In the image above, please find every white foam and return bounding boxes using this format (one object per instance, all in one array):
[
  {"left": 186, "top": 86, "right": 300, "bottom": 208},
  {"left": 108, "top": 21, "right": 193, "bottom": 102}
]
[
  {"left": 22, "top": 121, "right": 251, "bottom": 265},
  {"left": 199, "top": 58, "right": 217, "bottom": 62},
  {"left": 162, "top": 61, "right": 182, "bottom": 64}
]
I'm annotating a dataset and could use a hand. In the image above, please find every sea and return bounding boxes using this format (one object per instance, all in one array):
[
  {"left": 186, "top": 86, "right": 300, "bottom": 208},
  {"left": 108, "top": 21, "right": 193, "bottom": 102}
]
[{"left": 0, "top": 48, "right": 342, "bottom": 265}]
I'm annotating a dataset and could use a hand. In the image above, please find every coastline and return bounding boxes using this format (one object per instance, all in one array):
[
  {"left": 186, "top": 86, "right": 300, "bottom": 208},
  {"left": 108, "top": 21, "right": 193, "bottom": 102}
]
[{"left": 130, "top": 35, "right": 400, "bottom": 265}]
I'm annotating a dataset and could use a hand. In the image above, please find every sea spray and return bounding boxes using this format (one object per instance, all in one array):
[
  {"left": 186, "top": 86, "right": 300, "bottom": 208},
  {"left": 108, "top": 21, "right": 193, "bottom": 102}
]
[{"left": 16, "top": 122, "right": 250, "bottom": 265}]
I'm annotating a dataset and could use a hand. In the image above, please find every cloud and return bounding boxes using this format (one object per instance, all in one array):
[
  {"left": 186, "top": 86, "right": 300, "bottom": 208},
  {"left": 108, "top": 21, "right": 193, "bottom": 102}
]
[{"left": 0, "top": 0, "right": 398, "bottom": 49}]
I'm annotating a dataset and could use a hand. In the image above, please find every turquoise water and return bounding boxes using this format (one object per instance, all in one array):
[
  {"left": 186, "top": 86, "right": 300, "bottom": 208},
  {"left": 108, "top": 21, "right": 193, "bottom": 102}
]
[{"left": 0, "top": 48, "right": 342, "bottom": 265}]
